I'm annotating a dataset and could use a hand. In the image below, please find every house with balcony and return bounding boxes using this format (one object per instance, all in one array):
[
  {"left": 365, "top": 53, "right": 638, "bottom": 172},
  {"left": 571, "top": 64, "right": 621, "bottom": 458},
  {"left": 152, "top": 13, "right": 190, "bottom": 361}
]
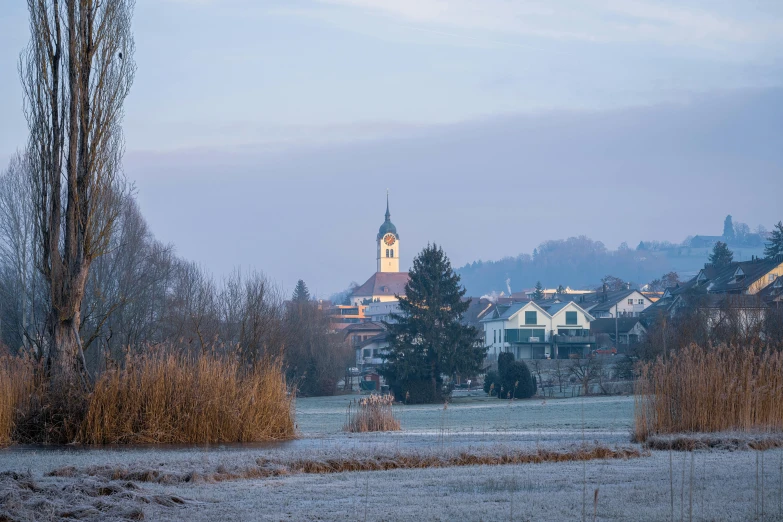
[{"left": 480, "top": 300, "right": 595, "bottom": 363}]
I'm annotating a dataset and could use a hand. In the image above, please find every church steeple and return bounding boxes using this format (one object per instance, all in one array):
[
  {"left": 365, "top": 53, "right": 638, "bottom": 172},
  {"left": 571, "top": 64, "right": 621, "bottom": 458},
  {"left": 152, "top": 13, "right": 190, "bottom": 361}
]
[{"left": 377, "top": 191, "right": 400, "bottom": 272}]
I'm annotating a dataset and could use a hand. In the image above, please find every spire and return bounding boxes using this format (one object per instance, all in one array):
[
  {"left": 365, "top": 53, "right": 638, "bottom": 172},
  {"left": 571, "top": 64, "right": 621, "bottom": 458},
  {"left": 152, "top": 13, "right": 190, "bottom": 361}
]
[{"left": 385, "top": 189, "right": 390, "bottom": 220}]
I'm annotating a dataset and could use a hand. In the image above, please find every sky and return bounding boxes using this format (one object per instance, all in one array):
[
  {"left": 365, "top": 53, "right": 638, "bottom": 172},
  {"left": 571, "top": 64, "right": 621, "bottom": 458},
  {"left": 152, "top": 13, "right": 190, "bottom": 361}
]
[{"left": 1, "top": 1, "right": 782, "bottom": 296}]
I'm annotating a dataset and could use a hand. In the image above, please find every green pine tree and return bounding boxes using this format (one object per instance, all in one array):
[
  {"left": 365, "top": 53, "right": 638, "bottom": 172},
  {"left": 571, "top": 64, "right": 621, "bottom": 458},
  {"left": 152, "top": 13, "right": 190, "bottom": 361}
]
[
  {"left": 533, "top": 281, "right": 544, "bottom": 300},
  {"left": 764, "top": 221, "right": 783, "bottom": 259},
  {"left": 292, "top": 279, "right": 310, "bottom": 302},
  {"left": 723, "top": 215, "right": 735, "bottom": 242},
  {"left": 709, "top": 241, "right": 734, "bottom": 268},
  {"left": 380, "top": 244, "right": 485, "bottom": 404}
]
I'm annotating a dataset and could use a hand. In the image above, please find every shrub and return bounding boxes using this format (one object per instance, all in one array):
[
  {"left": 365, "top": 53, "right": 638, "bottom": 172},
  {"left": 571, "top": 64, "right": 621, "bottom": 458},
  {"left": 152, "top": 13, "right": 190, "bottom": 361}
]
[
  {"left": 488, "top": 352, "right": 536, "bottom": 399},
  {"left": 484, "top": 370, "right": 500, "bottom": 396},
  {"left": 634, "top": 344, "right": 783, "bottom": 441},
  {"left": 344, "top": 394, "right": 400, "bottom": 432},
  {"left": 391, "top": 379, "right": 446, "bottom": 404}
]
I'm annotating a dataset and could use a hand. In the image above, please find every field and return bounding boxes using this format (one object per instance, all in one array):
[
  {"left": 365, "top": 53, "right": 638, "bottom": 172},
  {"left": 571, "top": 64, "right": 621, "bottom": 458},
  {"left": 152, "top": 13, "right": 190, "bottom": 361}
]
[{"left": 3, "top": 393, "right": 783, "bottom": 521}]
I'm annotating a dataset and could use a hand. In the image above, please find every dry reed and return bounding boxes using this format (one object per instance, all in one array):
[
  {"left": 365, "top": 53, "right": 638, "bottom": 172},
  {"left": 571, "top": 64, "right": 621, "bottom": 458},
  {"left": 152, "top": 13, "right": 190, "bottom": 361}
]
[
  {"left": 344, "top": 394, "right": 400, "bottom": 433},
  {"left": 79, "top": 351, "right": 295, "bottom": 444},
  {"left": 0, "top": 356, "right": 39, "bottom": 445},
  {"left": 634, "top": 345, "right": 783, "bottom": 442},
  {"left": 70, "top": 444, "right": 645, "bottom": 485}
]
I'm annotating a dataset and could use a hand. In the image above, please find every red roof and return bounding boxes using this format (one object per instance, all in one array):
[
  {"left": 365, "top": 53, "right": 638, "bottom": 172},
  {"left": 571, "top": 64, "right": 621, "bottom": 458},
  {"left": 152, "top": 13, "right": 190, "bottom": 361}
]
[{"left": 352, "top": 272, "right": 410, "bottom": 298}]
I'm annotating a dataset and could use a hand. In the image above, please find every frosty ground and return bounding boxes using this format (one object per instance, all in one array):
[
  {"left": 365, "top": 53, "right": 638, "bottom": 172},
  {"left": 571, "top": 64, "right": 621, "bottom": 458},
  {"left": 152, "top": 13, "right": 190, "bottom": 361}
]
[{"left": 3, "top": 394, "right": 783, "bottom": 521}]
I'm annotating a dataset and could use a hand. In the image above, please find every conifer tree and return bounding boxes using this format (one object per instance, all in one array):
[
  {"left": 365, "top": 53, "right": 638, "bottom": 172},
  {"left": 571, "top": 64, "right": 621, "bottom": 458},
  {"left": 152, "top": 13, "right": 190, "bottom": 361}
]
[
  {"left": 709, "top": 241, "right": 734, "bottom": 268},
  {"left": 764, "top": 222, "right": 783, "bottom": 259},
  {"left": 380, "top": 244, "right": 485, "bottom": 403},
  {"left": 533, "top": 281, "right": 544, "bottom": 300},
  {"left": 292, "top": 279, "right": 311, "bottom": 302}
]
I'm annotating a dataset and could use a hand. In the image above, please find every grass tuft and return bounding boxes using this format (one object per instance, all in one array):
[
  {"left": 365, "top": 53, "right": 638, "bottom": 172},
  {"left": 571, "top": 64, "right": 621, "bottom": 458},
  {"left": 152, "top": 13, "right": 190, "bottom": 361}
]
[{"left": 344, "top": 394, "right": 400, "bottom": 433}]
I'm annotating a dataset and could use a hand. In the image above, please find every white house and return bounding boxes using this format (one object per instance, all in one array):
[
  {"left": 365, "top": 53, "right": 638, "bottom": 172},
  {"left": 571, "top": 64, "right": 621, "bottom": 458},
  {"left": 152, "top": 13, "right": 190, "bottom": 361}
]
[
  {"left": 480, "top": 300, "right": 595, "bottom": 362},
  {"left": 586, "top": 289, "right": 654, "bottom": 318}
]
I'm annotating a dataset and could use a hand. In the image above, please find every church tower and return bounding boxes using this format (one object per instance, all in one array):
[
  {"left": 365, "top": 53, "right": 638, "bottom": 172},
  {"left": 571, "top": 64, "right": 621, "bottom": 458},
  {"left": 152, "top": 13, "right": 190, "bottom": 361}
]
[{"left": 377, "top": 193, "right": 400, "bottom": 273}]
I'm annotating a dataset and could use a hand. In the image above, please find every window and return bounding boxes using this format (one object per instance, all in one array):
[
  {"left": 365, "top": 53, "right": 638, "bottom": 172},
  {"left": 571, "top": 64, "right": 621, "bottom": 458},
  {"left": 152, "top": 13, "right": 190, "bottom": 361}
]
[
  {"left": 525, "top": 311, "right": 537, "bottom": 325},
  {"left": 637, "top": 299, "right": 644, "bottom": 305},
  {"left": 771, "top": 274, "right": 777, "bottom": 282},
  {"left": 565, "top": 311, "right": 577, "bottom": 325},
  {"left": 391, "top": 249, "right": 394, "bottom": 257},
  {"left": 627, "top": 299, "right": 633, "bottom": 305},
  {"left": 493, "top": 330, "right": 496, "bottom": 343}
]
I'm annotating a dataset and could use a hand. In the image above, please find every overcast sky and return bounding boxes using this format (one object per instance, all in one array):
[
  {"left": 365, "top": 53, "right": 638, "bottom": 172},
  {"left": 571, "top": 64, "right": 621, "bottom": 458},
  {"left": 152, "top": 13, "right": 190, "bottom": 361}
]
[{"left": 1, "top": 1, "right": 782, "bottom": 296}]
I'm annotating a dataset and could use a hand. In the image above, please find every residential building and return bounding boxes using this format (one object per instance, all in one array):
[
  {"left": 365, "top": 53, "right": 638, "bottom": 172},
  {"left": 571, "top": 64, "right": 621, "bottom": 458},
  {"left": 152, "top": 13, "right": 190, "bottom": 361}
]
[
  {"left": 586, "top": 289, "right": 655, "bottom": 318},
  {"left": 355, "top": 333, "right": 389, "bottom": 370},
  {"left": 343, "top": 322, "right": 385, "bottom": 351},
  {"left": 480, "top": 300, "right": 595, "bottom": 362},
  {"left": 327, "top": 304, "right": 368, "bottom": 331},
  {"left": 590, "top": 318, "right": 647, "bottom": 347}
]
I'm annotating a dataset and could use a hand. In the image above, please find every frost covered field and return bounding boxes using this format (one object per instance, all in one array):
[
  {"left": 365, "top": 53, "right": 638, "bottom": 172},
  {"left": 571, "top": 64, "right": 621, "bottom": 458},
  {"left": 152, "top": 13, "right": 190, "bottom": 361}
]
[{"left": 3, "top": 394, "right": 783, "bottom": 521}]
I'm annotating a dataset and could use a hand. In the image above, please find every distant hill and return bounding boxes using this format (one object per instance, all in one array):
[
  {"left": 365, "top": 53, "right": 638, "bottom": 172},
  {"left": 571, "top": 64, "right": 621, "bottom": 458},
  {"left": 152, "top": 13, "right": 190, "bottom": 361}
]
[
  {"left": 456, "top": 234, "right": 768, "bottom": 297},
  {"left": 456, "top": 214, "right": 775, "bottom": 296}
]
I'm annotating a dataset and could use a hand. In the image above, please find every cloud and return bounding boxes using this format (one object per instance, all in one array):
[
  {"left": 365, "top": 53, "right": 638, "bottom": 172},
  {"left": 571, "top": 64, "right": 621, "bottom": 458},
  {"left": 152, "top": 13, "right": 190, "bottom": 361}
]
[{"left": 311, "top": 0, "right": 783, "bottom": 52}]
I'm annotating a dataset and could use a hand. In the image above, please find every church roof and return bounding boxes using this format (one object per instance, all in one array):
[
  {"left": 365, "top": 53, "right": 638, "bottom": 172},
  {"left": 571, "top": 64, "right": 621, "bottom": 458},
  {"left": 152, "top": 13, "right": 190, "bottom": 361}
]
[
  {"left": 377, "top": 194, "right": 399, "bottom": 240},
  {"left": 352, "top": 272, "right": 410, "bottom": 299}
]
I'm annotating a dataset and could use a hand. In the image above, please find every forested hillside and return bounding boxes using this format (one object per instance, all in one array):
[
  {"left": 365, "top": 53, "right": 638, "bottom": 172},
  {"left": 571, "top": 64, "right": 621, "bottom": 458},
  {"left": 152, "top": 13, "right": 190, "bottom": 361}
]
[{"left": 456, "top": 236, "right": 673, "bottom": 296}]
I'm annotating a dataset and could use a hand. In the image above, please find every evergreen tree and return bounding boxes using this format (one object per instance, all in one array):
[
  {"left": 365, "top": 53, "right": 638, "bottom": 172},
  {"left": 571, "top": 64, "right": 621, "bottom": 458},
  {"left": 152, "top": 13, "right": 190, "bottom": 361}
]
[
  {"left": 556, "top": 284, "right": 565, "bottom": 296},
  {"left": 292, "top": 279, "right": 310, "bottom": 302},
  {"left": 723, "top": 215, "right": 735, "bottom": 242},
  {"left": 533, "top": 281, "right": 544, "bottom": 300},
  {"left": 380, "top": 244, "right": 485, "bottom": 403},
  {"left": 709, "top": 241, "right": 734, "bottom": 267},
  {"left": 764, "top": 221, "right": 783, "bottom": 259}
]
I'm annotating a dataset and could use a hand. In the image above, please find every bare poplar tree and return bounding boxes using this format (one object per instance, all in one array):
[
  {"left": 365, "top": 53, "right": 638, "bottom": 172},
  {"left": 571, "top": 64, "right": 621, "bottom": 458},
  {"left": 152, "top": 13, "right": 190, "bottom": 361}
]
[
  {"left": 20, "top": 0, "right": 135, "bottom": 386},
  {"left": 0, "top": 153, "right": 39, "bottom": 353}
]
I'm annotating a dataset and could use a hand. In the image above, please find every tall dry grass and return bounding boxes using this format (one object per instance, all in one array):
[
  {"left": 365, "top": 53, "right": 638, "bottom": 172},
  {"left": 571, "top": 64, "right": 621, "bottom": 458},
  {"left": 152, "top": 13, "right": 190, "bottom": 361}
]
[
  {"left": 80, "top": 351, "right": 295, "bottom": 444},
  {"left": 1, "top": 350, "right": 295, "bottom": 445},
  {"left": 344, "top": 394, "right": 400, "bottom": 432},
  {"left": 0, "top": 356, "right": 39, "bottom": 445},
  {"left": 634, "top": 345, "right": 783, "bottom": 441}
]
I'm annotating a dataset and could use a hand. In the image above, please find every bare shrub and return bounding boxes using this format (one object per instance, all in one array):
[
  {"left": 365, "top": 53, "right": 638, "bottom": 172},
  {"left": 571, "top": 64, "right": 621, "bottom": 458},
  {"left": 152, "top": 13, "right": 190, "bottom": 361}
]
[
  {"left": 344, "top": 394, "right": 400, "bottom": 433},
  {"left": 79, "top": 350, "right": 295, "bottom": 444},
  {"left": 634, "top": 345, "right": 783, "bottom": 441}
]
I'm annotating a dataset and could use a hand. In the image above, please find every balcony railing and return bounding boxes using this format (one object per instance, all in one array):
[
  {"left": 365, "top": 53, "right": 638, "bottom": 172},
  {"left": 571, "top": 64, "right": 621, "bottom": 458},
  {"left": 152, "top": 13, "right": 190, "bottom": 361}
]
[{"left": 553, "top": 334, "right": 596, "bottom": 344}]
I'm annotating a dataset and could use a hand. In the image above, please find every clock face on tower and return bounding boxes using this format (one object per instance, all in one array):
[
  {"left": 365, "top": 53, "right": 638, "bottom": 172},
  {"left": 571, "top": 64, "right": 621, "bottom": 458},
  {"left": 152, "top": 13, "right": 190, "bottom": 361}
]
[{"left": 383, "top": 233, "right": 396, "bottom": 246}]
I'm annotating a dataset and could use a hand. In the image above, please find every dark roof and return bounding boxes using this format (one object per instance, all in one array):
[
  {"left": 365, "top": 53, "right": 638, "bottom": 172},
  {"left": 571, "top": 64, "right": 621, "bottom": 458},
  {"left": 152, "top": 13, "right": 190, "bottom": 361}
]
[
  {"left": 376, "top": 195, "right": 398, "bottom": 240},
  {"left": 462, "top": 298, "right": 495, "bottom": 327},
  {"left": 342, "top": 322, "right": 386, "bottom": 338},
  {"left": 352, "top": 272, "right": 409, "bottom": 299},
  {"left": 702, "top": 257, "right": 783, "bottom": 294},
  {"left": 590, "top": 318, "right": 645, "bottom": 335},
  {"left": 675, "top": 293, "right": 768, "bottom": 310},
  {"left": 357, "top": 332, "right": 388, "bottom": 349},
  {"left": 588, "top": 289, "right": 642, "bottom": 313}
]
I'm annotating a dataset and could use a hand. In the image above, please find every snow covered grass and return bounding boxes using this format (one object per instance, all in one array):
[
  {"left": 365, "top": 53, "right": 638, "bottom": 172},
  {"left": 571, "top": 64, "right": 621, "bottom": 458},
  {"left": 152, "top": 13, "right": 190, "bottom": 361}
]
[
  {"left": 635, "top": 345, "right": 783, "bottom": 441},
  {"left": 344, "top": 394, "right": 400, "bottom": 432},
  {"left": 5, "top": 448, "right": 782, "bottom": 521}
]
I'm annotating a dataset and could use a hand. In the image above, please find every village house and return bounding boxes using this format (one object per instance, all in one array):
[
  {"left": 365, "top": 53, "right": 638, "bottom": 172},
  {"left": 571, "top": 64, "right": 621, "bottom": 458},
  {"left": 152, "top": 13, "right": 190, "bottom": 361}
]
[{"left": 480, "top": 300, "right": 595, "bottom": 362}]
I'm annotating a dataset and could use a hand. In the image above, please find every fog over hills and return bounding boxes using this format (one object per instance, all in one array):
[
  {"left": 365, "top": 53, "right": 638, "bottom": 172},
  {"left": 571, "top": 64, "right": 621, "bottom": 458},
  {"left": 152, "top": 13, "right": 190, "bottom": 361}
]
[{"left": 126, "top": 88, "right": 783, "bottom": 296}]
